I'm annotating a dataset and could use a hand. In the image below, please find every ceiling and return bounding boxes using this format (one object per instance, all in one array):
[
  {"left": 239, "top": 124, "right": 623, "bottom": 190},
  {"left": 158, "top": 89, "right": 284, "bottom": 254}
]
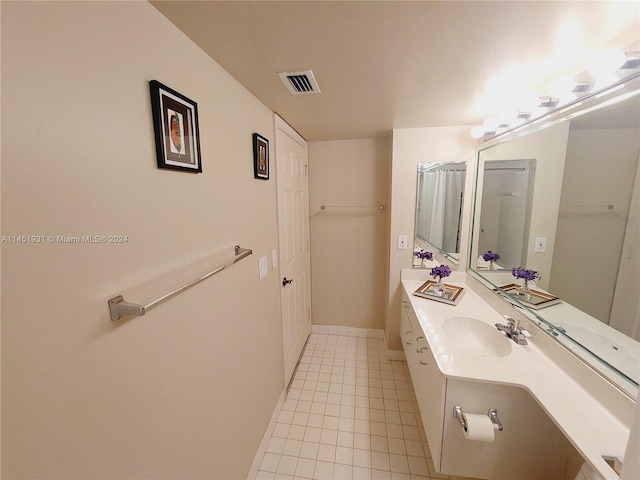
[{"left": 151, "top": 1, "right": 640, "bottom": 141}]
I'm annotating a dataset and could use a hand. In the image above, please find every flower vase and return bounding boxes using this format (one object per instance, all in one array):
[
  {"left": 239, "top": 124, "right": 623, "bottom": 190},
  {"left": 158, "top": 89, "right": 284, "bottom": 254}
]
[
  {"left": 517, "top": 279, "right": 532, "bottom": 299},
  {"left": 432, "top": 277, "right": 445, "bottom": 295},
  {"left": 489, "top": 260, "right": 495, "bottom": 270},
  {"left": 422, "top": 258, "right": 428, "bottom": 268}
]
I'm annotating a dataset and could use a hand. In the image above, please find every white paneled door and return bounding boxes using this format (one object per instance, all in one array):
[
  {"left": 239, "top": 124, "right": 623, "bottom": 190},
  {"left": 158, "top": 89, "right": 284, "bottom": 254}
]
[{"left": 275, "top": 115, "right": 311, "bottom": 386}]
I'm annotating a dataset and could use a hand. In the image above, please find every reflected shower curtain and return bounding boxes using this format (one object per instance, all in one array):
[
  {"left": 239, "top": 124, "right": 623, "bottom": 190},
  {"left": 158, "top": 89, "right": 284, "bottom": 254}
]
[{"left": 418, "top": 169, "right": 465, "bottom": 252}]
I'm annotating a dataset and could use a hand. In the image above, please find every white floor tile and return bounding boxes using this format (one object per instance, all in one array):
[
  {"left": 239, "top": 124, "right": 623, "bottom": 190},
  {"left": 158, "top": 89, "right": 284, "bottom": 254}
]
[
  {"left": 295, "top": 457, "right": 316, "bottom": 479},
  {"left": 316, "top": 444, "right": 336, "bottom": 463},
  {"left": 260, "top": 453, "right": 281, "bottom": 473},
  {"left": 304, "top": 427, "right": 322, "bottom": 443},
  {"left": 333, "top": 463, "right": 353, "bottom": 480},
  {"left": 335, "top": 446, "right": 354, "bottom": 465},
  {"left": 267, "top": 436, "right": 286, "bottom": 455},
  {"left": 283, "top": 439, "right": 303, "bottom": 457},
  {"left": 288, "top": 424, "right": 306, "bottom": 441},
  {"left": 277, "top": 455, "right": 299, "bottom": 476},
  {"left": 300, "top": 441, "right": 319, "bottom": 460},
  {"left": 313, "top": 460, "right": 334, "bottom": 480},
  {"left": 337, "top": 430, "right": 354, "bottom": 448}
]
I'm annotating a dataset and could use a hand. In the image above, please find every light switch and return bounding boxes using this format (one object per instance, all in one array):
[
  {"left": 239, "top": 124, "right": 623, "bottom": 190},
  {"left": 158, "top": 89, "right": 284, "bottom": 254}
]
[
  {"left": 534, "top": 237, "right": 547, "bottom": 253},
  {"left": 259, "top": 255, "right": 268, "bottom": 279},
  {"left": 398, "top": 235, "right": 408, "bottom": 250}
]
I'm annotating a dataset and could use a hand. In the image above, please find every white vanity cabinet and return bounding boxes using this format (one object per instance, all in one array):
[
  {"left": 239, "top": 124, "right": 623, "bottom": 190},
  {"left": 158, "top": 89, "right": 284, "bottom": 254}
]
[
  {"left": 401, "top": 292, "right": 446, "bottom": 469},
  {"left": 401, "top": 284, "right": 575, "bottom": 480}
]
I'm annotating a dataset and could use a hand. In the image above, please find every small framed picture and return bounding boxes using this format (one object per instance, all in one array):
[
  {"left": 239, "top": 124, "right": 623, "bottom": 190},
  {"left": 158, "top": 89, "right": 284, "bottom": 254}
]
[
  {"left": 253, "top": 133, "right": 269, "bottom": 180},
  {"left": 149, "top": 80, "right": 202, "bottom": 173}
]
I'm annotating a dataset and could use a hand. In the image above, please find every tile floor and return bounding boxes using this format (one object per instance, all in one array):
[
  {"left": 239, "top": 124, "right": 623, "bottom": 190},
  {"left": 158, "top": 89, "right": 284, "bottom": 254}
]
[{"left": 256, "top": 333, "right": 476, "bottom": 480}]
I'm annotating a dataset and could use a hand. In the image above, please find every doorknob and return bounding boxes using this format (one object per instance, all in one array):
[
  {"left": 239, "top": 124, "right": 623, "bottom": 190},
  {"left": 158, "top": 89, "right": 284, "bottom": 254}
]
[{"left": 282, "top": 277, "right": 294, "bottom": 286}]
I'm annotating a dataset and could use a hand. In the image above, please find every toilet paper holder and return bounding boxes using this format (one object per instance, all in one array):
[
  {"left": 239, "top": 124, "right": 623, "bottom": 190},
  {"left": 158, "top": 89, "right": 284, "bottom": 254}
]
[{"left": 453, "top": 405, "right": 503, "bottom": 432}]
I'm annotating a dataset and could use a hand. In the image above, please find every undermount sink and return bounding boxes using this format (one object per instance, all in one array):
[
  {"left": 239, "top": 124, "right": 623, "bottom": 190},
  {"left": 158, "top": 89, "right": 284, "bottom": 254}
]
[{"left": 442, "top": 316, "right": 512, "bottom": 357}]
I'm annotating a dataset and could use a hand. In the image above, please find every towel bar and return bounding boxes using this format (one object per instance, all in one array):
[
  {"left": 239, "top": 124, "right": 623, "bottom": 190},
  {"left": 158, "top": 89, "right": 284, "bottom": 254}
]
[{"left": 108, "top": 245, "right": 252, "bottom": 321}]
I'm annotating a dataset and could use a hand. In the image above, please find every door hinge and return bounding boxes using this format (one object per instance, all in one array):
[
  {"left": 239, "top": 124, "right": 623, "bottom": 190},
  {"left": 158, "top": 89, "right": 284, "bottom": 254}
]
[
  {"left": 304, "top": 164, "right": 308, "bottom": 177},
  {"left": 307, "top": 310, "right": 311, "bottom": 321}
]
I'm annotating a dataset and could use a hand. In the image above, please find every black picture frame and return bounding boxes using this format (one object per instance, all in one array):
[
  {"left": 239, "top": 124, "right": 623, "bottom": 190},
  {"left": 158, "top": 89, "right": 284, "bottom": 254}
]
[
  {"left": 253, "top": 133, "right": 269, "bottom": 180},
  {"left": 149, "top": 80, "right": 202, "bottom": 173}
]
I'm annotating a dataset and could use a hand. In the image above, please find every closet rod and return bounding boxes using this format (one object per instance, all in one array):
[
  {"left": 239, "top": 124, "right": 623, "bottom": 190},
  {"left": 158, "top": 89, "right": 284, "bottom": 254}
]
[
  {"left": 559, "top": 204, "right": 617, "bottom": 215},
  {"left": 108, "top": 245, "right": 252, "bottom": 321},
  {"left": 320, "top": 204, "right": 385, "bottom": 212}
]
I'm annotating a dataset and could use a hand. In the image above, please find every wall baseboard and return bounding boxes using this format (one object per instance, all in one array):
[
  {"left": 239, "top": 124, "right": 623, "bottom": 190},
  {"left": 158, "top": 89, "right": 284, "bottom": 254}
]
[
  {"left": 311, "top": 324, "right": 385, "bottom": 339},
  {"left": 385, "top": 348, "right": 406, "bottom": 361},
  {"left": 310, "top": 324, "right": 406, "bottom": 361}
]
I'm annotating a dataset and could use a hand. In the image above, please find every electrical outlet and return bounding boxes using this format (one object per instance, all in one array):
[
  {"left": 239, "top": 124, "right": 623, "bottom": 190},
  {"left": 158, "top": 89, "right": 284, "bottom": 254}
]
[
  {"left": 535, "top": 237, "right": 547, "bottom": 253},
  {"left": 398, "top": 235, "right": 408, "bottom": 250}
]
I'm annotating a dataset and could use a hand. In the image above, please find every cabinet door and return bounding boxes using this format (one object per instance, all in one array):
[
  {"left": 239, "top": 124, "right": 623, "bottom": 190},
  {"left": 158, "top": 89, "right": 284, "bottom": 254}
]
[
  {"left": 414, "top": 329, "right": 446, "bottom": 469},
  {"left": 401, "top": 300, "right": 424, "bottom": 400},
  {"left": 401, "top": 294, "right": 446, "bottom": 470}
]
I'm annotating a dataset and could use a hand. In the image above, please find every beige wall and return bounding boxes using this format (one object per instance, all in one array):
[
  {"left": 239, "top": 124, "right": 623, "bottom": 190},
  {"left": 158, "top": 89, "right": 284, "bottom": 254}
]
[
  {"left": 1, "top": 2, "right": 283, "bottom": 478},
  {"left": 309, "top": 138, "right": 390, "bottom": 330},
  {"left": 387, "top": 127, "right": 477, "bottom": 350}
]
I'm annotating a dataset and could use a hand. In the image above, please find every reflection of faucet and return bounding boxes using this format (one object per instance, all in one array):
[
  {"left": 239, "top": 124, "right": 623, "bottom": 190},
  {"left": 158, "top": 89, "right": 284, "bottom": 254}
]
[
  {"left": 546, "top": 325, "right": 566, "bottom": 337},
  {"left": 495, "top": 316, "right": 530, "bottom": 345}
]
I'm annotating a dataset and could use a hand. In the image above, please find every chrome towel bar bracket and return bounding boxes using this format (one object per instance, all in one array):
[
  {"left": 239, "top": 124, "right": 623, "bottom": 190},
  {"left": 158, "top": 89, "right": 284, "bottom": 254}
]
[{"left": 108, "top": 245, "right": 252, "bottom": 321}]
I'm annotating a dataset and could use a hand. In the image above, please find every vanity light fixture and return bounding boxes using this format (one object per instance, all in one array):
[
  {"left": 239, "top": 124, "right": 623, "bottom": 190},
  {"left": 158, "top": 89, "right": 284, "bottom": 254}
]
[
  {"left": 589, "top": 49, "right": 630, "bottom": 77},
  {"left": 471, "top": 49, "right": 640, "bottom": 139}
]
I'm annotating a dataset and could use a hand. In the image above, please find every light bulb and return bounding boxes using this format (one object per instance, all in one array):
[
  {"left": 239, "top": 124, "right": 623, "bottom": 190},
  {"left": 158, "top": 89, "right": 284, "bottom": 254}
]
[
  {"left": 589, "top": 49, "right": 626, "bottom": 77},
  {"left": 470, "top": 126, "right": 485, "bottom": 139},
  {"left": 482, "top": 117, "right": 499, "bottom": 133},
  {"left": 516, "top": 92, "right": 541, "bottom": 113},
  {"left": 498, "top": 110, "right": 518, "bottom": 126},
  {"left": 548, "top": 75, "right": 577, "bottom": 98},
  {"left": 592, "top": 73, "right": 619, "bottom": 92}
]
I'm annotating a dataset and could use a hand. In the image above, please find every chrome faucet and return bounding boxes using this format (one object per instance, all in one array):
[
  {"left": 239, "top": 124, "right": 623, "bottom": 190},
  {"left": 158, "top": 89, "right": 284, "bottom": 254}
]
[{"left": 495, "top": 316, "right": 530, "bottom": 345}]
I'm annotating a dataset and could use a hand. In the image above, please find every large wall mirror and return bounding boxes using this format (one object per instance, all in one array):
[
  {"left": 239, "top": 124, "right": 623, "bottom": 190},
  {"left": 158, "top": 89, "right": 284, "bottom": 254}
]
[
  {"left": 414, "top": 162, "right": 466, "bottom": 265},
  {"left": 469, "top": 73, "right": 640, "bottom": 398}
]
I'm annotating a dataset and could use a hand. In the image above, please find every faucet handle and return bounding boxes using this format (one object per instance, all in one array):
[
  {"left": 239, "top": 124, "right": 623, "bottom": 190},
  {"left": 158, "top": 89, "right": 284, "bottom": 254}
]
[
  {"left": 518, "top": 328, "right": 531, "bottom": 338},
  {"left": 502, "top": 315, "right": 519, "bottom": 329}
]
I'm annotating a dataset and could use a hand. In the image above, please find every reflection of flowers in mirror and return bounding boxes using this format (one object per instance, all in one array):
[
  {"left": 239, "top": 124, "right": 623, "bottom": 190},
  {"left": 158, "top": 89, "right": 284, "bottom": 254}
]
[
  {"left": 414, "top": 249, "right": 433, "bottom": 268},
  {"left": 414, "top": 250, "right": 433, "bottom": 260},
  {"left": 511, "top": 267, "right": 540, "bottom": 282},
  {"left": 482, "top": 250, "right": 500, "bottom": 262},
  {"left": 483, "top": 250, "right": 501, "bottom": 270},
  {"left": 512, "top": 267, "right": 539, "bottom": 299}
]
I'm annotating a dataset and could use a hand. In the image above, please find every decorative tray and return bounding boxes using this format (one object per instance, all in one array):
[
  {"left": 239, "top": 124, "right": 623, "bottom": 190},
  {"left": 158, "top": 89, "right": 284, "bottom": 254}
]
[
  {"left": 413, "top": 280, "right": 465, "bottom": 305},
  {"left": 496, "top": 283, "right": 562, "bottom": 310}
]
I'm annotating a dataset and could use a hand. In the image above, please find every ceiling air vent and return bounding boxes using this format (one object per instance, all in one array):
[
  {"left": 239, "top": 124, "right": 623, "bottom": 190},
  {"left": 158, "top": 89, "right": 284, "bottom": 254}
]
[{"left": 278, "top": 69, "right": 321, "bottom": 95}]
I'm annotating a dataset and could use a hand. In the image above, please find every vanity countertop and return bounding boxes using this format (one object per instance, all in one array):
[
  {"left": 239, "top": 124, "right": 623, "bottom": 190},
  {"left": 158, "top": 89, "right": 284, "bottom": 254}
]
[{"left": 402, "top": 271, "right": 630, "bottom": 480}]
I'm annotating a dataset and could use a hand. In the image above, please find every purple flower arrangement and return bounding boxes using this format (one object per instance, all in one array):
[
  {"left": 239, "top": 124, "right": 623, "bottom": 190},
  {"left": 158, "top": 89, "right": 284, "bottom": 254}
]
[
  {"left": 431, "top": 264, "right": 452, "bottom": 280},
  {"left": 414, "top": 249, "right": 433, "bottom": 260},
  {"left": 511, "top": 267, "right": 540, "bottom": 282},
  {"left": 482, "top": 251, "right": 500, "bottom": 262}
]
